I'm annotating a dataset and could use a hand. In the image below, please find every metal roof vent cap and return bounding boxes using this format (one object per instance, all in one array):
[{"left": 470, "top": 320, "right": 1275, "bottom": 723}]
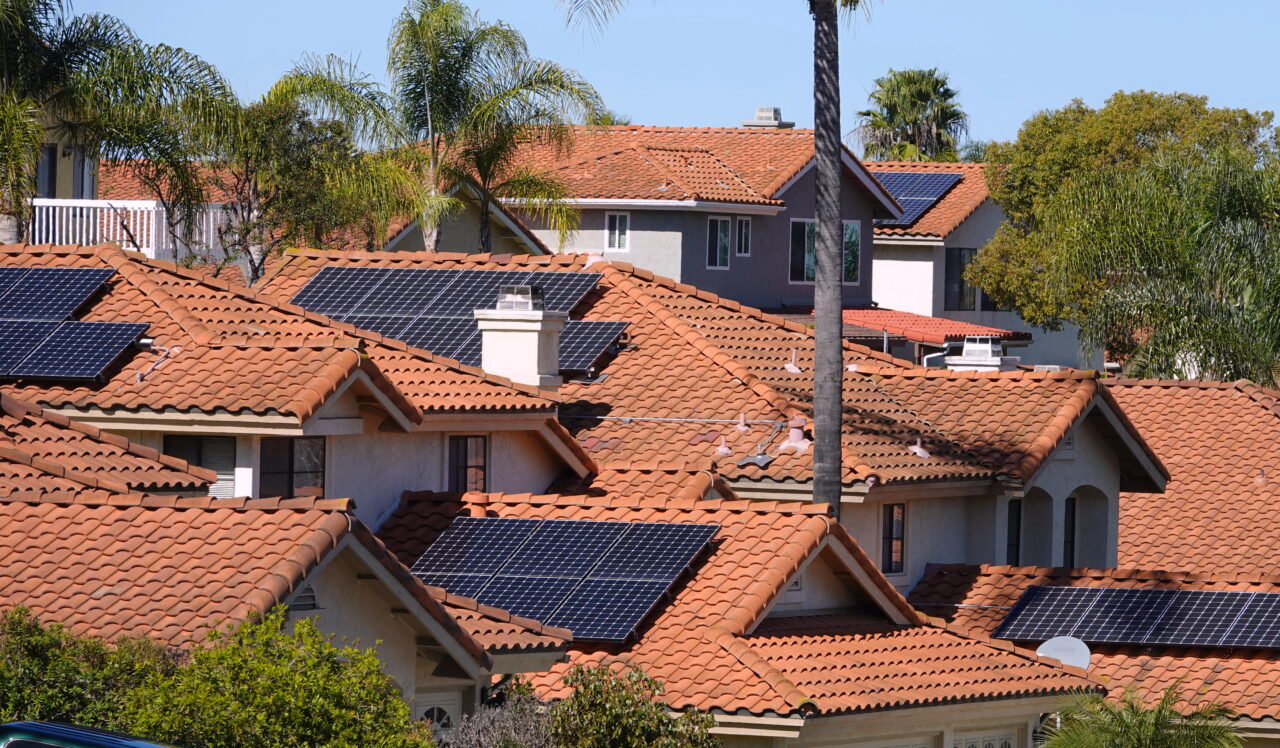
[
  {"left": 742, "top": 106, "right": 794, "bottom": 129},
  {"left": 496, "top": 285, "right": 544, "bottom": 311}
]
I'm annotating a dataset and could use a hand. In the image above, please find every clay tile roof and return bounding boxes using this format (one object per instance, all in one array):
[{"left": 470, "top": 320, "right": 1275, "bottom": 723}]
[
  {"left": 868, "top": 161, "right": 991, "bottom": 238},
  {"left": 379, "top": 481, "right": 1095, "bottom": 716},
  {"left": 909, "top": 563, "right": 1280, "bottom": 720},
  {"left": 550, "top": 145, "right": 780, "bottom": 205},
  {"left": 0, "top": 393, "right": 213, "bottom": 498},
  {"left": 837, "top": 307, "right": 1031, "bottom": 345},
  {"left": 262, "top": 249, "right": 1158, "bottom": 489},
  {"left": 0, "top": 243, "right": 555, "bottom": 419},
  {"left": 1106, "top": 379, "right": 1280, "bottom": 576}
]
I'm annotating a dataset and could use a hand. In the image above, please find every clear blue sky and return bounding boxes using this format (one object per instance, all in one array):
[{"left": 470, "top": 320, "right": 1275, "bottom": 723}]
[{"left": 78, "top": 0, "right": 1278, "bottom": 144}]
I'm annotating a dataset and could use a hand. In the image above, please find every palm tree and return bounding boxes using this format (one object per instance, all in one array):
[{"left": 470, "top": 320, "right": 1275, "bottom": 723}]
[
  {"left": 856, "top": 67, "right": 969, "bottom": 161},
  {"left": 1040, "top": 684, "right": 1241, "bottom": 748},
  {"left": 560, "top": 0, "right": 868, "bottom": 513},
  {"left": 389, "top": 0, "right": 601, "bottom": 252},
  {"left": 0, "top": 0, "right": 233, "bottom": 243}
]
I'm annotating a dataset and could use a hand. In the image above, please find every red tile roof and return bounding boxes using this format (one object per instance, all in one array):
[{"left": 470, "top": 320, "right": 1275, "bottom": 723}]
[
  {"left": 1106, "top": 379, "right": 1280, "bottom": 575},
  {"left": 263, "top": 249, "right": 1160, "bottom": 491},
  {"left": 868, "top": 161, "right": 991, "bottom": 238},
  {"left": 380, "top": 487, "right": 1096, "bottom": 716},
  {"left": 910, "top": 564, "right": 1280, "bottom": 720},
  {"left": 837, "top": 307, "right": 1031, "bottom": 345},
  {"left": 0, "top": 244, "right": 557, "bottom": 420},
  {"left": 549, "top": 145, "right": 780, "bottom": 205}
]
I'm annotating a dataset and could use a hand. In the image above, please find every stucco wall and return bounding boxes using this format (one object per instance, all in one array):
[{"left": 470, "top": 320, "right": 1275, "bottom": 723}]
[
  {"left": 870, "top": 242, "right": 935, "bottom": 315},
  {"left": 433, "top": 196, "right": 529, "bottom": 256},
  {"left": 843, "top": 495, "right": 970, "bottom": 592}
]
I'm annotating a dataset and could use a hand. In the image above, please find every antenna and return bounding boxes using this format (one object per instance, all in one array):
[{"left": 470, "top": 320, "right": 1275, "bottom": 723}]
[
  {"left": 783, "top": 349, "right": 802, "bottom": 374},
  {"left": 1035, "top": 636, "right": 1091, "bottom": 671}
]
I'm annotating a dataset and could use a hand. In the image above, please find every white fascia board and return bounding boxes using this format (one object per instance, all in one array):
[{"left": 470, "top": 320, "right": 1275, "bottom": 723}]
[
  {"left": 500, "top": 197, "right": 783, "bottom": 216},
  {"left": 701, "top": 712, "right": 805, "bottom": 739},
  {"left": 872, "top": 234, "right": 946, "bottom": 247}
]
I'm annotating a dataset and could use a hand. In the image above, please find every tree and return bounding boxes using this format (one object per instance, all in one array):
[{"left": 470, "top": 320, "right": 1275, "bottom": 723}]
[
  {"left": 855, "top": 67, "right": 969, "bottom": 161},
  {"left": 121, "top": 608, "right": 433, "bottom": 748},
  {"left": 1040, "top": 683, "right": 1241, "bottom": 748},
  {"left": 389, "top": 0, "right": 600, "bottom": 252},
  {"left": 1032, "top": 146, "right": 1280, "bottom": 382},
  {"left": 0, "top": 0, "right": 232, "bottom": 243},
  {"left": 550, "top": 665, "right": 718, "bottom": 748},
  {"left": 968, "top": 90, "right": 1276, "bottom": 327}
]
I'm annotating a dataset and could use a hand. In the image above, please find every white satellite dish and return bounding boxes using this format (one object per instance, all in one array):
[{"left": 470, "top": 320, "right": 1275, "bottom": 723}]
[{"left": 1036, "top": 636, "right": 1092, "bottom": 670}]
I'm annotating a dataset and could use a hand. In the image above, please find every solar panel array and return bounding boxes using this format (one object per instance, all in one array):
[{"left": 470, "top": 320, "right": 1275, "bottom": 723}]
[
  {"left": 290, "top": 267, "right": 628, "bottom": 371},
  {"left": 995, "top": 585, "right": 1280, "bottom": 648},
  {"left": 0, "top": 267, "right": 147, "bottom": 381},
  {"left": 411, "top": 516, "right": 719, "bottom": 641},
  {"left": 870, "top": 172, "right": 963, "bottom": 227}
]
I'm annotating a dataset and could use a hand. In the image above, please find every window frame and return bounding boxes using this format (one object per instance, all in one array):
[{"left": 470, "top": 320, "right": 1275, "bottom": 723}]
[
  {"left": 258, "top": 436, "right": 326, "bottom": 498},
  {"left": 706, "top": 215, "right": 732, "bottom": 270},
  {"left": 448, "top": 435, "right": 489, "bottom": 493},
  {"left": 605, "top": 212, "right": 630, "bottom": 252},
  {"left": 880, "top": 502, "right": 907, "bottom": 575},
  {"left": 735, "top": 217, "right": 751, "bottom": 256},
  {"left": 787, "top": 218, "right": 862, "bottom": 285}
]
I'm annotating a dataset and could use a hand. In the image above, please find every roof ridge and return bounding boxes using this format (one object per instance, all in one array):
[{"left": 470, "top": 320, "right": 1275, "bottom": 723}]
[
  {"left": 0, "top": 491, "right": 354, "bottom": 511},
  {"left": 1107, "top": 377, "right": 1280, "bottom": 420},
  {"left": 96, "top": 244, "right": 217, "bottom": 345},
  {"left": 401, "top": 488, "right": 833, "bottom": 517},
  {"left": 706, "top": 626, "right": 815, "bottom": 714},
  {"left": 966, "top": 562, "right": 1280, "bottom": 585}
]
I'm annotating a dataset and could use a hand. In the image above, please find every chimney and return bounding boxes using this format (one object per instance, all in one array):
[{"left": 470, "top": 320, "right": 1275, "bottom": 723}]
[
  {"left": 473, "top": 285, "right": 567, "bottom": 390},
  {"left": 941, "top": 335, "right": 1021, "bottom": 372},
  {"left": 742, "top": 106, "right": 794, "bottom": 129}
]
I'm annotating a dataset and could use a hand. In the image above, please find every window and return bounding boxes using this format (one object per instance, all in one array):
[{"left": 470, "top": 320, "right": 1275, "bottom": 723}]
[
  {"left": 35, "top": 144, "right": 57, "bottom": 198},
  {"left": 1063, "top": 495, "right": 1077, "bottom": 568},
  {"left": 881, "top": 502, "right": 906, "bottom": 574},
  {"left": 707, "top": 216, "right": 731, "bottom": 268},
  {"left": 163, "top": 435, "right": 236, "bottom": 498},
  {"left": 259, "top": 436, "right": 325, "bottom": 497},
  {"left": 71, "top": 145, "right": 94, "bottom": 199},
  {"left": 788, "top": 220, "right": 860, "bottom": 283},
  {"left": 735, "top": 217, "right": 751, "bottom": 255},
  {"left": 1006, "top": 498, "right": 1022, "bottom": 565},
  {"left": 953, "top": 733, "right": 1014, "bottom": 748},
  {"left": 944, "top": 246, "right": 978, "bottom": 311},
  {"left": 448, "top": 435, "right": 488, "bottom": 492},
  {"left": 605, "top": 212, "right": 629, "bottom": 251}
]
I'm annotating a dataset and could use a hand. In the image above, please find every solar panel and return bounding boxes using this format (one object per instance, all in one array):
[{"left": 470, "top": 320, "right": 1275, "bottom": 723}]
[
  {"left": 870, "top": 172, "right": 962, "bottom": 227},
  {"left": 429, "top": 270, "right": 533, "bottom": 316},
  {"left": 995, "top": 585, "right": 1280, "bottom": 649},
  {"left": 409, "top": 516, "right": 540, "bottom": 576},
  {"left": 590, "top": 522, "right": 719, "bottom": 581},
  {"left": 548, "top": 579, "right": 673, "bottom": 641},
  {"left": 539, "top": 272, "right": 602, "bottom": 313},
  {"left": 558, "top": 320, "right": 628, "bottom": 371},
  {"left": 0, "top": 320, "right": 60, "bottom": 375},
  {"left": 337, "top": 314, "right": 416, "bottom": 340},
  {"left": 476, "top": 576, "right": 581, "bottom": 623},
  {"left": 9, "top": 321, "right": 148, "bottom": 380},
  {"left": 0, "top": 268, "right": 114, "bottom": 320},
  {"left": 501, "top": 520, "right": 629, "bottom": 578},
  {"left": 399, "top": 317, "right": 480, "bottom": 363},
  {"left": 359, "top": 268, "right": 458, "bottom": 315},
  {"left": 414, "top": 572, "right": 492, "bottom": 599},
  {"left": 0, "top": 267, "right": 30, "bottom": 298},
  {"left": 289, "top": 266, "right": 392, "bottom": 316}
]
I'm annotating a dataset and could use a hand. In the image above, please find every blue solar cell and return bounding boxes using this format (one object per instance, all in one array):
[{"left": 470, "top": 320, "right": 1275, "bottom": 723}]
[
  {"left": 289, "top": 266, "right": 391, "bottom": 316},
  {"left": 558, "top": 321, "right": 628, "bottom": 371},
  {"left": 0, "top": 267, "right": 114, "bottom": 320},
  {"left": 870, "top": 172, "right": 962, "bottom": 227},
  {"left": 547, "top": 579, "right": 672, "bottom": 641},
  {"left": 359, "top": 268, "right": 459, "bottom": 315},
  {"left": 414, "top": 572, "right": 492, "bottom": 600},
  {"left": 9, "top": 321, "right": 147, "bottom": 380},
  {"left": 338, "top": 314, "right": 416, "bottom": 340},
  {"left": 591, "top": 522, "right": 719, "bottom": 581},
  {"left": 0, "top": 267, "right": 30, "bottom": 298},
  {"left": 501, "top": 520, "right": 629, "bottom": 578},
  {"left": 0, "top": 320, "right": 60, "bottom": 375},
  {"left": 399, "top": 317, "right": 480, "bottom": 361},
  {"left": 1144, "top": 589, "right": 1253, "bottom": 647},
  {"left": 1070, "top": 588, "right": 1176, "bottom": 644},
  {"left": 538, "top": 272, "right": 603, "bottom": 313},
  {"left": 476, "top": 576, "right": 582, "bottom": 624},
  {"left": 1223, "top": 594, "right": 1280, "bottom": 648},
  {"left": 429, "top": 270, "right": 534, "bottom": 316},
  {"left": 410, "top": 516, "right": 540, "bottom": 576},
  {"left": 993, "top": 586, "right": 1098, "bottom": 642}
]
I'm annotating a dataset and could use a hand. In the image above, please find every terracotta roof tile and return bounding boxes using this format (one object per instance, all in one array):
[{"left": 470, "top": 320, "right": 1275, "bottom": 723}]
[
  {"left": 837, "top": 307, "right": 1030, "bottom": 345},
  {"left": 868, "top": 161, "right": 990, "bottom": 238},
  {"left": 549, "top": 145, "right": 780, "bottom": 205},
  {"left": 910, "top": 564, "right": 1280, "bottom": 719}
]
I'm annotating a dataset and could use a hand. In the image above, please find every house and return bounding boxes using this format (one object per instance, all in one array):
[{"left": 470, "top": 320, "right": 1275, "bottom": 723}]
[
  {"left": 378, "top": 465, "right": 1099, "bottom": 747},
  {"left": 0, "top": 391, "right": 570, "bottom": 724},
  {"left": 262, "top": 248, "right": 1167, "bottom": 589},
  {"left": 0, "top": 243, "right": 594, "bottom": 527},
  {"left": 866, "top": 161, "right": 1096, "bottom": 368}
]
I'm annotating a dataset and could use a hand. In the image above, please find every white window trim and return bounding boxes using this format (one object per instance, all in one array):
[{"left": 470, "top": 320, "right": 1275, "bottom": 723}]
[
  {"left": 786, "top": 217, "right": 863, "bottom": 286},
  {"left": 605, "top": 212, "right": 629, "bottom": 252},
  {"left": 706, "top": 215, "right": 732, "bottom": 270},
  {"left": 735, "top": 217, "right": 751, "bottom": 256}
]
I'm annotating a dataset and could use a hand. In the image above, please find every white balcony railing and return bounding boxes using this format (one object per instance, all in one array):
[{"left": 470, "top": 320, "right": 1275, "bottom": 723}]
[{"left": 27, "top": 198, "right": 233, "bottom": 260}]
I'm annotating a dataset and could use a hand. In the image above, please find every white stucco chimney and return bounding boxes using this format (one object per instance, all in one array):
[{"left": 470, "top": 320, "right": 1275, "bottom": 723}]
[{"left": 473, "top": 285, "right": 566, "bottom": 390}]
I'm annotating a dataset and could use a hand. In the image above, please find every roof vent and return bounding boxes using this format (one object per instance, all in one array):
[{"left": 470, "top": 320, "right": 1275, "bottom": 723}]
[
  {"left": 943, "top": 335, "right": 1020, "bottom": 372},
  {"left": 742, "top": 106, "right": 794, "bottom": 129}
]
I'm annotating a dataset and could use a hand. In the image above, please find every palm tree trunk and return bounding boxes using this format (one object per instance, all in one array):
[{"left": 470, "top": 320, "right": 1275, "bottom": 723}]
[
  {"left": 811, "top": 0, "right": 844, "bottom": 516},
  {"left": 479, "top": 198, "right": 493, "bottom": 253},
  {"left": 0, "top": 214, "right": 21, "bottom": 245}
]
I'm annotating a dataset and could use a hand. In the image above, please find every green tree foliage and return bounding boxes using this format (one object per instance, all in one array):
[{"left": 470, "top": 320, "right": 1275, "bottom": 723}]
[
  {"left": 855, "top": 67, "right": 969, "bottom": 161},
  {"left": 1037, "top": 146, "right": 1280, "bottom": 382},
  {"left": 0, "top": 608, "right": 176, "bottom": 727},
  {"left": 969, "top": 90, "right": 1277, "bottom": 327},
  {"left": 550, "top": 664, "right": 719, "bottom": 748},
  {"left": 388, "top": 0, "right": 602, "bottom": 252},
  {"left": 121, "top": 609, "right": 432, "bottom": 748},
  {"left": 1040, "top": 683, "right": 1241, "bottom": 748}
]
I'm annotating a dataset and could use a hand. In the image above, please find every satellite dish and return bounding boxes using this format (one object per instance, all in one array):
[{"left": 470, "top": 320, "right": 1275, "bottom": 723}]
[{"left": 1036, "top": 636, "right": 1092, "bottom": 670}]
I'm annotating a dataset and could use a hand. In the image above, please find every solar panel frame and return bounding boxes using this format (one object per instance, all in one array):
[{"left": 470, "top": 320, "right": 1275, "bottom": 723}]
[
  {"left": 337, "top": 314, "right": 417, "bottom": 340},
  {"left": 399, "top": 317, "right": 480, "bottom": 362},
  {"left": 0, "top": 267, "right": 115, "bottom": 320},
  {"left": 590, "top": 522, "right": 720, "bottom": 581},
  {"left": 409, "top": 516, "right": 541, "bottom": 576},
  {"left": 0, "top": 319, "right": 60, "bottom": 375},
  {"left": 9, "top": 321, "right": 147, "bottom": 380},
  {"left": 870, "top": 172, "right": 963, "bottom": 227},
  {"left": 547, "top": 578, "right": 674, "bottom": 641},
  {"left": 558, "top": 320, "right": 628, "bottom": 372}
]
